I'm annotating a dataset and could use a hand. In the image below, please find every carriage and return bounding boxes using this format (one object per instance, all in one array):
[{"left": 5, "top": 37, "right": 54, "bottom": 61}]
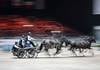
[
  {"left": 12, "top": 36, "right": 96, "bottom": 58},
  {"left": 12, "top": 47, "right": 37, "bottom": 58}
]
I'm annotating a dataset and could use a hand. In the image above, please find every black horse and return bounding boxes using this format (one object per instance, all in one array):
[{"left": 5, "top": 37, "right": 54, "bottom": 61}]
[
  {"left": 69, "top": 36, "right": 96, "bottom": 56},
  {"left": 35, "top": 37, "right": 71, "bottom": 57},
  {"left": 34, "top": 40, "right": 62, "bottom": 57}
]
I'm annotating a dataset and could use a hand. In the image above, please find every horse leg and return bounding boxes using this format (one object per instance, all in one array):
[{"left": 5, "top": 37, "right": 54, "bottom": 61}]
[
  {"left": 54, "top": 48, "right": 60, "bottom": 56},
  {"left": 34, "top": 51, "right": 40, "bottom": 58},
  {"left": 78, "top": 48, "right": 85, "bottom": 56},
  {"left": 68, "top": 47, "right": 77, "bottom": 56},
  {"left": 34, "top": 48, "right": 41, "bottom": 58},
  {"left": 71, "top": 48, "right": 77, "bottom": 56},
  {"left": 34, "top": 44, "right": 44, "bottom": 58},
  {"left": 81, "top": 48, "right": 86, "bottom": 56},
  {"left": 54, "top": 46, "right": 61, "bottom": 56},
  {"left": 34, "top": 52, "right": 39, "bottom": 58}
]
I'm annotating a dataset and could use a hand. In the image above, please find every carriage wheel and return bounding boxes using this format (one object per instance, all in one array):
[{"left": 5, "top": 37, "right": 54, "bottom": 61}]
[
  {"left": 17, "top": 53, "right": 24, "bottom": 58},
  {"left": 28, "top": 51, "right": 35, "bottom": 58},
  {"left": 26, "top": 49, "right": 36, "bottom": 58},
  {"left": 17, "top": 49, "right": 26, "bottom": 58}
]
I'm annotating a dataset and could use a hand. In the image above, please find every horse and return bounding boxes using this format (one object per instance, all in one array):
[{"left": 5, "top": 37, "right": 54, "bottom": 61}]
[
  {"left": 34, "top": 39, "right": 62, "bottom": 57},
  {"left": 69, "top": 36, "right": 96, "bottom": 56},
  {"left": 38, "top": 37, "right": 71, "bottom": 56}
]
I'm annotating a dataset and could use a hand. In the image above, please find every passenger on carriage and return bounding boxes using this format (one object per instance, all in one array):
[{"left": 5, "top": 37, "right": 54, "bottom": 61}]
[
  {"left": 12, "top": 42, "right": 20, "bottom": 52},
  {"left": 19, "top": 35, "right": 26, "bottom": 48}
]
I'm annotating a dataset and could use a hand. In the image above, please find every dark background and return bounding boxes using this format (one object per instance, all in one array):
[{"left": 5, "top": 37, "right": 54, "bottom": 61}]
[{"left": 0, "top": 0, "right": 96, "bottom": 34}]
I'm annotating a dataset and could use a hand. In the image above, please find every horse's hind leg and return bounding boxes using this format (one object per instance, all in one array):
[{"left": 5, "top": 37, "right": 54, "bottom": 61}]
[
  {"left": 54, "top": 46, "right": 61, "bottom": 56},
  {"left": 54, "top": 48, "right": 60, "bottom": 56}
]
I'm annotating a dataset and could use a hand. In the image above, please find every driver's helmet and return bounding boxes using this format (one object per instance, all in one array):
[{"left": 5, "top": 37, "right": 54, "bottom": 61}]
[
  {"left": 15, "top": 42, "right": 18, "bottom": 45},
  {"left": 28, "top": 32, "right": 32, "bottom": 35},
  {"left": 22, "top": 35, "right": 25, "bottom": 37},
  {"left": 15, "top": 42, "right": 18, "bottom": 44}
]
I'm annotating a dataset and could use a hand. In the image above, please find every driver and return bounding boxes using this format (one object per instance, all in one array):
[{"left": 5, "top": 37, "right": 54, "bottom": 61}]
[
  {"left": 27, "top": 32, "right": 34, "bottom": 41},
  {"left": 26, "top": 32, "right": 36, "bottom": 47}
]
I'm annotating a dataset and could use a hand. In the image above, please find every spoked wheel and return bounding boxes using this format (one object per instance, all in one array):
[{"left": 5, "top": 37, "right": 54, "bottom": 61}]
[
  {"left": 15, "top": 48, "right": 37, "bottom": 58},
  {"left": 17, "top": 49, "right": 26, "bottom": 58},
  {"left": 27, "top": 49, "right": 36, "bottom": 58}
]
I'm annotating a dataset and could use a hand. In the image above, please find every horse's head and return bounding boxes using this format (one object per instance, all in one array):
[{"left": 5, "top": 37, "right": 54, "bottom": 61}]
[
  {"left": 85, "top": 36, "right": 96, "bottom": 43},
  {"left": 90, "top": 37, "right": 96, "bottom": 43}
]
